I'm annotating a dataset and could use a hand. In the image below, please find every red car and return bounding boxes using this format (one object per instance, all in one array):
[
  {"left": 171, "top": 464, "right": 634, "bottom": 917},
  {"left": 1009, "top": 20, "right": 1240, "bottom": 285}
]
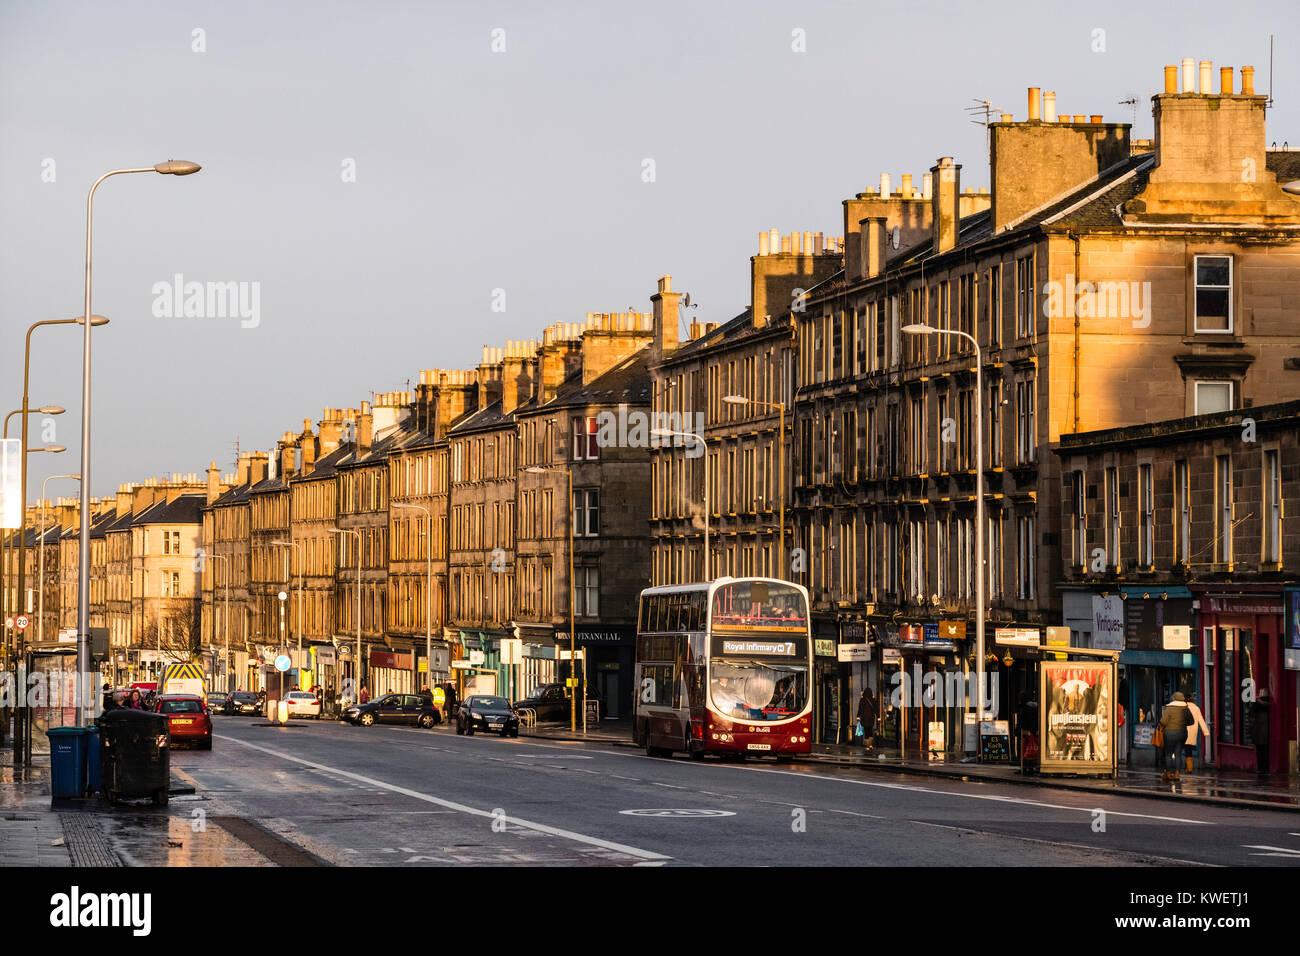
[{"left": 154, "top": 694, "right": 213, "bottom": 750}]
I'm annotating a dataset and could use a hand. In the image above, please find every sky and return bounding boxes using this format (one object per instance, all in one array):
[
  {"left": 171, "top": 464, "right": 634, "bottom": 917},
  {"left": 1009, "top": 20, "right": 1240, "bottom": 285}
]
[{"left": 2, "top": 0, "right": 1297, "bottom": 503}]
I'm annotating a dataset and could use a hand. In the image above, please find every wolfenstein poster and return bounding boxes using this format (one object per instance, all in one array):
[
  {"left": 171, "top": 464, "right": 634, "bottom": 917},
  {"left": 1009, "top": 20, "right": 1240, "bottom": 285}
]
[{"left": 1040, "top": 661, "right": 1116, "bottom": 775}]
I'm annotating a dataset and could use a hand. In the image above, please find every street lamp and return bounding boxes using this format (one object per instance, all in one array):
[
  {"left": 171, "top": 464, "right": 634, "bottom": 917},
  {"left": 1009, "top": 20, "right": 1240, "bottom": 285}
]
[
  {"left": 650, "top": 427, "right": 711, "bottom": 580},
  {"left": 204, "top": 551, "right": 231, "bottom": 692},
  {"left": 271, "top": 540, "right": 303, "bottom": 677},
  {"left": 37, "top": 474, "right": 79, "bottom": 645},
  {"left": 390, "top": 503, "right": 433, "bottom": 695},
  {"left": 902, "top": 323, "right": 987, "bottom": 727},
  {"left": 329, "top": 527, "right": 362, "bottom": 703},
  {"left": 77, "top": 161, "right": 200, "bottom": 728},
  {"left": 525, "top": 465, "right": 578, "bottom": 732},
  {"left": 723, "top": 394, "right": 786, "bottom": 578}
]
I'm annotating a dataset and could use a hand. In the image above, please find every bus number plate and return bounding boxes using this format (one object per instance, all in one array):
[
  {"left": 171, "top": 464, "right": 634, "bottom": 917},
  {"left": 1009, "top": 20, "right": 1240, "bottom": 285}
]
[{"left": 746, "top": 743, "right": 771, "bottom": 751}]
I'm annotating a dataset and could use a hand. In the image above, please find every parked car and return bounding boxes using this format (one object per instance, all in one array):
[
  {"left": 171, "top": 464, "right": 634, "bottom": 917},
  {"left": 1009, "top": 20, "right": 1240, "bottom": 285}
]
[
  {"left": 153, "top": 694, "right": 213, "bottom": 749},
  {"left": 206, "top": 691, "right": 235, "bottom": 716},
  {"left": 283, "top": 690, "right": 322, "bottom": 719},
  {"left": 340, "top": 693, "right": 440, "bottom": 728},
  {"left": 513, "top": 683, "right": 572, "bottom": 722},
  {"left": 230, "top": 691, "right": 261, "bottom": 715},
  {"left": 457, "top": 695, "right": 520, "bottom": 737}
]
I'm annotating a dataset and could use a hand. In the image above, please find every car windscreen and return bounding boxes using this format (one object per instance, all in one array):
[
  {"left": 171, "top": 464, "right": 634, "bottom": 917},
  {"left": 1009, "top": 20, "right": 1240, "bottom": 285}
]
[
  {"left": 161, "top": 699, "right": 203, "bottom": 714},
  {"left": 472, "top": 697, "right": 511, "bottom": 710}
]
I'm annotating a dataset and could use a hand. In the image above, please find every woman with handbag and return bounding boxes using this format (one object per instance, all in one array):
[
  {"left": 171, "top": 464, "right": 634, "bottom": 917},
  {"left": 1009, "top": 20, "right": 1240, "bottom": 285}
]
[{"left": 855, "top": 689, "right": 877, "bottom": 753}]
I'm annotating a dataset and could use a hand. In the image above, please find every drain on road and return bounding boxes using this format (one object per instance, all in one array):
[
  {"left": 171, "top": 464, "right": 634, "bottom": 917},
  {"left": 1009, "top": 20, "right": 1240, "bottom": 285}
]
[{"left": 211, "top": 816, "right": 326, "bottom": 867}]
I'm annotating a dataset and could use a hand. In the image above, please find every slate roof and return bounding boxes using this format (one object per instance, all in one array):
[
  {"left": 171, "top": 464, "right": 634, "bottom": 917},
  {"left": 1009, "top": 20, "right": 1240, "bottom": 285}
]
[{"left": 541, "top": 351, "right": 651, "bottom": 410}]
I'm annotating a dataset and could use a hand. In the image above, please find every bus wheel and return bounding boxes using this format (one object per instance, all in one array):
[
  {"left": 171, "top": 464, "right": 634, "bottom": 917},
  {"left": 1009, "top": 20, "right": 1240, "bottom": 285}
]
[
  {"left": 690, "top": 748, "right": 705, "bottom": 761},
  {"left": 775, "top": 755, "right": 793, "bottom": 764}
]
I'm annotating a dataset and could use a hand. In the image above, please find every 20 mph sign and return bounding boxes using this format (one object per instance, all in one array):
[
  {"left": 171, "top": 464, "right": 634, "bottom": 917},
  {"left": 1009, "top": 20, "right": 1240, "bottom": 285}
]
[{"left": 16, "top": 615, "right": 29, "bottom": 630}]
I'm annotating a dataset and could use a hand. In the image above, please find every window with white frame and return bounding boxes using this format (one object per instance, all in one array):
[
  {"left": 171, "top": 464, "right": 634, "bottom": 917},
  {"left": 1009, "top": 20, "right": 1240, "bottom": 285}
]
[
  {"left": 1105, "top": 467, "right": 1120, "bottom": 569},
  {"left": 1071, "top": 471, "right": 1086, "bottom": 569},
  {"left": 1263, "top": 449, "right": 1281, "bottom": 564},
  {"left": 1194, "top": 380, "right": 1233, "bottom": 415},
  {"left": 1215, "top": 455, "right": 1232, "bottom": 563},
  {"left": 1193, "top": 255, "right": 1232, "bottom": 333},
  {"left": 1015, "top": 255, "right": 1034, "bottom": 339},
  {"left": 1174, "top": 460, "right": 1190, "bottom": 564},
  {"left": 1139, "top": 463, "right": 1154, "bottom": 568},
  {"left": 574, "top": 489, "right": 599, "bottom": 537},
  {"left": 575, "top": 566, "right": 599, "bottom": 617},
  {"left": 572, "top": 416, "right": 600, "bottom": 461},
  {"left": 1017, "top": 514, "right": 1035, "bottom": 600}
]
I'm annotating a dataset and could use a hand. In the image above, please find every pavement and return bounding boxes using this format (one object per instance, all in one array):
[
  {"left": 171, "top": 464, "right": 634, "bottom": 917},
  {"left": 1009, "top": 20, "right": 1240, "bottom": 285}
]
[{"left": 523, "top": 720, "right": 1300, "bottom": 814}]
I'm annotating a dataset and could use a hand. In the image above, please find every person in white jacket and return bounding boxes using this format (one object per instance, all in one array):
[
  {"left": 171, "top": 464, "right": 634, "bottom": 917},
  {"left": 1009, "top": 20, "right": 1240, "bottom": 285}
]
[{"left": 1183, "top": 694, "right": 1211, "bottom": 772}]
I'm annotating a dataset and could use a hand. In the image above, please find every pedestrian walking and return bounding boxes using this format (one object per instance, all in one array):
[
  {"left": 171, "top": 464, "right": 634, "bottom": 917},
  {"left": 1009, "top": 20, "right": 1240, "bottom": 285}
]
[
  {"left": 127, "top": 689, "right": 145, "bottom": 711},
  {"left": 1184, "top": 694, "right": 1210, "bottom": 773},
  {"left": 1157, "top": 691, "right": 1194, "bottom": 782},
  {"left": 359, "top": 685, "right": 370, "bottom": 704},
  {"left": 855, "top": 689, "right": 876, "bottom": 752},
  {"left": 1252, "top": 690, "right": 1271, "bottom": 773}
]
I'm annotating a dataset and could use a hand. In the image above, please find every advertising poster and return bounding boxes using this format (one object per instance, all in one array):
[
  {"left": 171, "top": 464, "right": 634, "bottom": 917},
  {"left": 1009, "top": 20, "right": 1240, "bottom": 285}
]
[{"left": 1039, "top": 660, "right": 1116, "bottom": 775}]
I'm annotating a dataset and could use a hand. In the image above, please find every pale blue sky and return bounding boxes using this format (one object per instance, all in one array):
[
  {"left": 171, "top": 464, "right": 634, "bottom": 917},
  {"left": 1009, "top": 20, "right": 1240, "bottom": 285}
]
[{"left": 2, "top": 0, "right": 1296, "bottom": 499}]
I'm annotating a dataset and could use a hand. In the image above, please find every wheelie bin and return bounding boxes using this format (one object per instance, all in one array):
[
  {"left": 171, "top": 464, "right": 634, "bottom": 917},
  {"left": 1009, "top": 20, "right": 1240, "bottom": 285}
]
[
  {"left": 99, "top": 709, "right": 170, "bottom": 806},
  {"left": 47, "top": 727, "right": 88, "bottom": 799}
]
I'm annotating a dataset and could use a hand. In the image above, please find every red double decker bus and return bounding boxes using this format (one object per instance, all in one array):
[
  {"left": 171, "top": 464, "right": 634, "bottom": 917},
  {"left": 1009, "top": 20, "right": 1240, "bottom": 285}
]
[{"left": 634, "top": 577, "right": 812, "bottom": 761}]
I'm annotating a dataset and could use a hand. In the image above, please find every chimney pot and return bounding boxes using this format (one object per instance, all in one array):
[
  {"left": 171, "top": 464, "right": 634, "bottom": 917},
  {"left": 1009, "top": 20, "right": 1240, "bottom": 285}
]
[
  {"left": 879, "top": 173, "right": 890, "bottom": 198},
  {"left": 1182, "top": 57, "right": 1195, "bottom": 93},
  {"left": 1028, "top": 86, "right": 1041, "bottom": 121},
  {"left": 1090, "top": 115, "right": 1102, "bottom": 124},
  {"left": 922, "top": 173, "right": 933, "bottom": 199},
  {"left": 1000, "top": 113, "right": 1013, "bottom": 123},
  {"left": 1220, "top": 66, "right": 1233, "bottom": 95},
  {"left": 1199, "top": 60, "right": 1212, "bottom": 95},
  {"left": 900, "top": 173, "right": 913, "bottom": 197},
  {"left": 1043, "top": 91, "right": 1057, "bottom": 123},
  {"left": 758, "top": 231, "right": 769, "bottom": 255},
  {"left": 1164, "top": 65, "right": 1178, "bottom": 94},
  {"left": 1072, "top": 115, "right": 1086, "bottom": 123},
  {"left": 1241, "top": 66, "right": 1255, "bottom": 95}
]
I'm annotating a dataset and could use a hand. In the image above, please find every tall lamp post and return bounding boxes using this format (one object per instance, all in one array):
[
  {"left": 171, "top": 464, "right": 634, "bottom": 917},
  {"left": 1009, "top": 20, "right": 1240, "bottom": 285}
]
[
  {"left": 37, "top": 473, "right": 79, "bottom": 645},
  {"left": 650, "top": 428, "right": 711, "bottom": 580},
  {"left": 271, "top": 540, "right": 304, "bottom": 680},
  {"left": 391, "top": 503, "right": 433, "bottom": 695},
  {"left": 902, "top": 323, "right": 987, "bottom": 726},
  {"left": 329, "top": 527, "right": 362, "bottom": 702},
  {"left": 525, "top": 465, "right": 577, "bottom": 732},
  {"left": 76, "top": 160, "right": 200, "bottom": 728},
  {"left": 723, "top": 394, "right": 786, "bottom": 578}
]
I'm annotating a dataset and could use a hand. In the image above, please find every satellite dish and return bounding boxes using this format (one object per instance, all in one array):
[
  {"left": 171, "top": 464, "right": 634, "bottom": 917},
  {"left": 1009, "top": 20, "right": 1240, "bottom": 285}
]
[
  {"left": 682, "top": 293, "right": 691, "bottom": 308},
  {"left": 890, "top": 226, "right": 901, "bottom": 250}
]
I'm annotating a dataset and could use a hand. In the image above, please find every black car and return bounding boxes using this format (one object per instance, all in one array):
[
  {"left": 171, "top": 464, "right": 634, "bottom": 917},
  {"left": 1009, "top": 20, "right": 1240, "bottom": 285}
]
[
  {"left": 513, "top": 683, "right": 571, "bottom": 722},
  {"left": 457, "top": 695, "right": 520, "bottom": 737},
  {"left": 207, "top": 692, "right": 235, "bottom": 716},
  {"left": 340, "top": 693, "right": 441, "bottom": 728},
  {"left": 230, "top": 691, "right": 261, "bottom": 716}
]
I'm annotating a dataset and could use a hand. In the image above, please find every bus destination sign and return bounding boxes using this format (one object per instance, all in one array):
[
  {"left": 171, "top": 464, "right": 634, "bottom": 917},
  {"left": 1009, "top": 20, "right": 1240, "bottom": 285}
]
[{"left": 714, "top": 638, "right": 807, "bottom": 658}]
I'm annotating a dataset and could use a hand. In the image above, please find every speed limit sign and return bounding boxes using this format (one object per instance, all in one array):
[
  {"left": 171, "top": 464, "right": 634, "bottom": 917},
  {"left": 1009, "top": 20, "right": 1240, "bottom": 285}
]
[{"left": 16, "top": 615, "right": 29, "bottom": 630}]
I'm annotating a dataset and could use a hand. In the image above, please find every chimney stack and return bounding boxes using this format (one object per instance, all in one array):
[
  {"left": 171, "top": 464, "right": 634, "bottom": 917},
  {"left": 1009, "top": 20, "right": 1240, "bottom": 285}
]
[
  {"left": 206, "top": 461, "right": 221, "bottom": 504},
  {"left": 864, "top": 217, "right": 889, "bottom": 278},
  {"left": 650, "top": 275, "right": 681, "bottom": 366},
  {"left": 930, "top": 157, "right": 961, "bottom": 255}
]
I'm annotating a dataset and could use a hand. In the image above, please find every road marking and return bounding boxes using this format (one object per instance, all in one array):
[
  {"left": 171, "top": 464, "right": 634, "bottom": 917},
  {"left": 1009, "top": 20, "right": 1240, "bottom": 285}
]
[
  {"left": 620, "top": 809, "right": 736, "bottom": 818},
  {"left": 1242, "top": 844, "right": 1300, "bottom": 858},
  {"left": 827, "top": 808, "right": 885, "bottom": 820},
  {"left": 218, "top": 734, "right": 670, "bottom": 862},
  {"left": 652, "top": 783, "right": 686, "bottom": 789},
  {"left": 912, "top": 821, "right": 1214, "bottom": 865}
]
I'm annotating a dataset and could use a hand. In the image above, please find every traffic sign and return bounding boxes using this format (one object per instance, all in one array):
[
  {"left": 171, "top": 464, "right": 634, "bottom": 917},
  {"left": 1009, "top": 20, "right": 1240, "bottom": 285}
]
[
  {"left": 4, "top": 617, "right": 12, "bottom": 629},
  {"left": 274, "top": 654, "right": 292, "bottom": 672},
  {"left": 16, "top": 615, "right": 29, "bottom": 631}
]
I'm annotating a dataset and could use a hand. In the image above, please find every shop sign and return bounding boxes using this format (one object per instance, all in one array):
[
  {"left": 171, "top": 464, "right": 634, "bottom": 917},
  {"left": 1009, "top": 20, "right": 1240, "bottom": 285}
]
[
  {"left": 995, "top": 628, "right": 1040, "bottom": 646},
  {"left": 899, "top": 625, "right": 924, "bottom": 645},
  {"left": 557, "top": 628, "right": 633, "bottom": 645},
  {"left": 468, "top": 650, "right": 485, "bottom": 665},
  {"left": 1162, "top": 625, "right": 1191, "bottom": 650},
  {"left": 1045, "top": 626, "right": 1070, "bottom": 661},
  {"left": 881, "top": 648, "right": 902, "bottom": 663},
  {"left": 1090, "top": 595, "right": 1125, "bottom": 650},
  {"left": 1040, "top": 660, "right": 1115, "bottom": 774},
  {"left": 836, "top": 644, "right": 872, "bottom": 662},
  {"left": 1204, "top": 594, "right": 1283, "bottom": 616},
  {"left": 923, "top": 622, "right": 955, "bottom": 649},
  {"left": 839, "top": 622, "right": 867, "bottom": 643},
  {"left": 314, "top": 645, "right": 336, "bottom": 666},
  {"left": 979, "top": 720, "right": 1011, "bottom": 762},
  {"left": 370, "top": 650, "right": 413, "bottom": 670},
  {"left": 937, "top": 620, "right": 966, "bottom": 642},
  {"left": 814, "top": 639, "right": 836, "bottom": 657}
]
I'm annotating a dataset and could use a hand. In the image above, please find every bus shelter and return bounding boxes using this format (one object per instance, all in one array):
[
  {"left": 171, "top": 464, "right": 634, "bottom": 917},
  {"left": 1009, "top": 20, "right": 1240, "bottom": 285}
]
[{"left": 1038, "top": 647, "right": 1120, "bottom": 777}]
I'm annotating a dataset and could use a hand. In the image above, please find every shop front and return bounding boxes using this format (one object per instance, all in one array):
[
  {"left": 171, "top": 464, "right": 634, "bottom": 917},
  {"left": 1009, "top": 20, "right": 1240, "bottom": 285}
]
[
  {"left": 1196, "top": 588, "right": 1294, "bottom": 773},
  {"left": 370, "top": 648, "right": 414, "bottom": 696},
  {"left": 558, "top": 626, "right": 634, "bottom": 720},
  {"left": 818, "top": 619, "right": 857, "bottom": 745},
  {"left": 1115, "top": 587, "right": 1198, "bottom": 769}
]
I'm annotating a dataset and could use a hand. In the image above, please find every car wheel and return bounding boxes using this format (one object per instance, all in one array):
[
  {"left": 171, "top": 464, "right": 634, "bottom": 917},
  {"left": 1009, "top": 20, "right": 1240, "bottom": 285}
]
[
  {"left": 359, "top": 712, "right": 375, "bottom": 727},
  {"left": 466, "top": 719, "right": 474, "bottom": 736},
  {"left": 199, "top": 738, "right": 212, "bottom": 751},
  {"left": 455, "top": 719, "right": 465, "bottom": 736},
  {"left": 510, "top": 728, "right": 519, "bottom": 738},
  {"left": 419, "top": 714, "right": 434, "bottom": 729}
]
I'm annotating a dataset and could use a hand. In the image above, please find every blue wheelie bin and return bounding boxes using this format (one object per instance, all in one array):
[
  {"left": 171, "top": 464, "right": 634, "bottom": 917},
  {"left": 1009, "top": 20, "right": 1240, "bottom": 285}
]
[{"left": 47, "top": 727, "right": 88, "bottom": 800}]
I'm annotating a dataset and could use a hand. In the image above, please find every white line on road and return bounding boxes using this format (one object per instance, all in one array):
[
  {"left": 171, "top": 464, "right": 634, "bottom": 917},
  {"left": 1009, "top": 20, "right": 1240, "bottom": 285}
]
[
  {"left": 826, "top": 808, "right": 885, "bottom": 820},
  {"left": 218, "top": 735, "right": 671, "bottom": 863}
]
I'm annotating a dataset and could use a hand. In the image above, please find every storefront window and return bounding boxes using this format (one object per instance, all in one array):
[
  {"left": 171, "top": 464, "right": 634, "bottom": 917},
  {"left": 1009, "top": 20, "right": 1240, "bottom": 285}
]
[{"left": 1217, "top": 627, "right": 1237, "bottom": 745}]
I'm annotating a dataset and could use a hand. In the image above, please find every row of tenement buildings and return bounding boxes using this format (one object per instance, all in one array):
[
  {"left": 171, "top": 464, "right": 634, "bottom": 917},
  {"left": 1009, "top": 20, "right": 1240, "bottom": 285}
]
[{"left": 4, "top": 59, "right": 1299, "bottom": 771}]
